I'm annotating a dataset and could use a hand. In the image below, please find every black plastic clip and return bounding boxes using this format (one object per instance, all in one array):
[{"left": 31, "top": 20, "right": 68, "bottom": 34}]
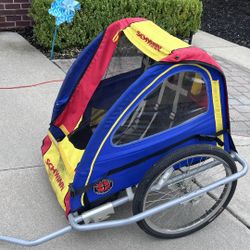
[{"left": 198, "top": 134, "right": 224, "bottom": 147}]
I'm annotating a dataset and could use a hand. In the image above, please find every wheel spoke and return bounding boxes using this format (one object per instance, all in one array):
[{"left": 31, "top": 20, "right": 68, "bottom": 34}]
[{"left": 136, "top": 149, "right": 236, "bottom": 237}]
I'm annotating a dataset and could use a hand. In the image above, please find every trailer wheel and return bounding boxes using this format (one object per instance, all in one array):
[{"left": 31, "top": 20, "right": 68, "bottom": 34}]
[{"left": 133, "top": 144, "right": 237, "bottom": 238}]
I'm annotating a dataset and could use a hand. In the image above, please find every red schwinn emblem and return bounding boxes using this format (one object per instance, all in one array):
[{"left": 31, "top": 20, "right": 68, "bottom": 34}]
[
  {"left": 93, "top": 179, "right": 113, "bottom": 194},
  {"left": 136, "top": 31, "right": 162, "bottom": 52}
]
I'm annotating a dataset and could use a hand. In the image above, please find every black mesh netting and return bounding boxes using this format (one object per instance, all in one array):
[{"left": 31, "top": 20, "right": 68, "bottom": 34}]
[{"left": 69, "top": 34, "right": 154, "bottom": 149}]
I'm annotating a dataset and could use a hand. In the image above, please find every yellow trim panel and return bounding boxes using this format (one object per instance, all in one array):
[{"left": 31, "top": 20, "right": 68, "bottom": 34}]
[
  {"left": 211, "top": 80, "right": 224, "bottom": 148},
  {"left": 44, "top": 133, "right": 85, "bottom": 210},
  {"left": 123, "top": 20, "right": 189, "bottom": 61}
]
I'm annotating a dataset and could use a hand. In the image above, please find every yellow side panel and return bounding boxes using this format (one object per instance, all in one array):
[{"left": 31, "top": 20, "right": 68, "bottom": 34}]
[
  {"left": 43, "top": 134, "right": 84, "bottom": 210},
  {"left": 211, "top": 80, "right": 224, "bottom": 148},
  {"left": 43, "top": 141, "right": 73, "bottom": 210},
  {"left": 58, "top": 136, "right": 85, "bottom": 174},
  {"left": 123, "top": 20, "right": 189, "bottom": 61}
]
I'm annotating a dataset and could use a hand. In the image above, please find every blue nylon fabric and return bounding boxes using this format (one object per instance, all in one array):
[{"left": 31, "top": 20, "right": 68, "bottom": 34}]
[
  {"left": 69, "top": 63, "right": 229, "bottom": 212},
  {"left": 51, "top": 32, "right": 104, "bottom": 122},
  {"left": 49, "top": 124, "right": 65, "bottom": 140},
  {"left": 89, "top": 68, "right": 143, "bottom": 110},
  {"left": 70, "top": 65, "right": 166, "bottom": 211},
  {"left": 82, "top": 68, "right": 143, "bottom": 125}
]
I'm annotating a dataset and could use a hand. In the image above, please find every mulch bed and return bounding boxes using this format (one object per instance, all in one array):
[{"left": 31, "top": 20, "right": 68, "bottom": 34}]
[
  {"left": 202, "top": 0, "right": 250, "bottom": 48},
  {"left": 17, "top": 0, "right": 250, "bottom": 59},
  {"left": 17, "top": 27, "right": 82, "bottom": 59}
]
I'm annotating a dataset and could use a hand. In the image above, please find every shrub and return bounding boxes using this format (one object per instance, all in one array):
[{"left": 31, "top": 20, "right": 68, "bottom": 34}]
[{"left": 30, "top": 0, "right": 203, "bottom": 49}]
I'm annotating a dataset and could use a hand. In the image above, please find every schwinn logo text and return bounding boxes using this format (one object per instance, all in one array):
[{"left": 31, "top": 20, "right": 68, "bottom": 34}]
[
  {"left": 46, "top": 159, "right": 65, "bottom": 191},
  {"left": 136, "top": 31, "right": 162, "bottom": 52}
]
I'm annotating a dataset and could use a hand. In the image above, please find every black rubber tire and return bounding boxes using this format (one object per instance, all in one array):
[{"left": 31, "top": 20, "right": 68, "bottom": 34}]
[{"left": 132, "top": 144, "right": 237, "bottom": 239}]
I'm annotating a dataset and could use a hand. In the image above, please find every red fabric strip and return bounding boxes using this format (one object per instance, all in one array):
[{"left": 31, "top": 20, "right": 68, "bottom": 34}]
[
  {"left": 64, "top": 191, "right": 71, "bottom": 216},
  {"left": 54, "top": 18, "right": 145, "bottom": 132},
  {"left": 161, "top": 46, "right": 222, "bottom": 71},
  {"left": 41, "top": 135, "right": 52, "bottom": 156}
]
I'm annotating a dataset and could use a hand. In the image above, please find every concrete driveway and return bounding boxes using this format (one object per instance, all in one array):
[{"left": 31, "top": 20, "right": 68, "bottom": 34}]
[{"left": 0, "top": 32, "right": 249, "bottom": 250}]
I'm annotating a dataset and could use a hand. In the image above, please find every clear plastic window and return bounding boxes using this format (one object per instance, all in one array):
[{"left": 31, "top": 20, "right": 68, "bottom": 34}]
[{"left": 113, "top": 71, "right": 208, "bottom": 145}]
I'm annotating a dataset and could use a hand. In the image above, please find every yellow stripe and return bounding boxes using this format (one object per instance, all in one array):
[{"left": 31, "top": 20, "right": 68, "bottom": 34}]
[
  {"left": 75, "top": 116, "right": 83, "bottom": 129},
  {"left": 194, "top": 65, "right": 213, "bottom": 82},
  {"left": 112, "top": 29, "right": 122, "bottom": 43},
  {"left": 60, "top": 124, "right": 69, "bottom": 135},
  {"left": 211, "top": 80, "right": 224, "bottom": 148}
]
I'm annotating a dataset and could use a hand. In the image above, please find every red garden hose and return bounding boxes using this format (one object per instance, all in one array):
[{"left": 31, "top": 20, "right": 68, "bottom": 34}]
[{"left": 0, "top": 79, "right": 63, "bottom": 90}]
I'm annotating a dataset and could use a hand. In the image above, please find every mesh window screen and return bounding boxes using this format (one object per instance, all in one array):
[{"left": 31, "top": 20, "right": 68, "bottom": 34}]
[
  {"left": 113, "top": 71, "right": 208, "bottom": 145},
  {"left": 68, "top": 34, "right": 154, "bottom": 149},
  {"left": 103, "top": 34, "right": 148, "bottom": 79}
]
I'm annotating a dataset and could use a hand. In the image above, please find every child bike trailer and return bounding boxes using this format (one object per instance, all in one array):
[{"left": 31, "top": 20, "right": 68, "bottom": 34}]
[{"left": 0, "top": 18, "right": 248, "bottom": 247}]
